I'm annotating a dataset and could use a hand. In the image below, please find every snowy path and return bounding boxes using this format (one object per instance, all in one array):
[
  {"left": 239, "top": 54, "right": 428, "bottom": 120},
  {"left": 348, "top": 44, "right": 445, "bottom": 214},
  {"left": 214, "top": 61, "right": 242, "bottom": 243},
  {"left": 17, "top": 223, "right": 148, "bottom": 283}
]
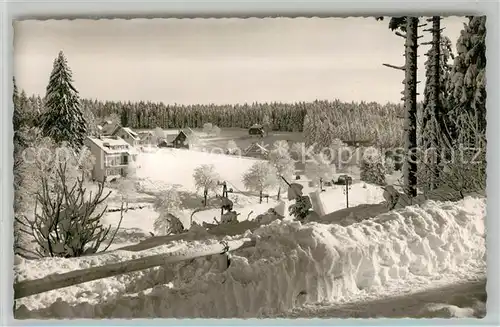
[{"left": 282, "top": 278, "right": 486, "bottom": 318}]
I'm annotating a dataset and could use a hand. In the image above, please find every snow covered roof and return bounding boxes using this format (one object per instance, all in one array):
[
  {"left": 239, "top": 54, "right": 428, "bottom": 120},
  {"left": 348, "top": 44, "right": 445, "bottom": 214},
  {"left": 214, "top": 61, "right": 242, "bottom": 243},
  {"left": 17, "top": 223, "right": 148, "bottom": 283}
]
[
  {"left": 101, "top": 121, "right": 119, "bottom": 135},
  {"left": 181, "top": 128, "right": 194, "bottom": 136},
  {"left": 166, "top": 134, "right": 177, "bottom": 143},
  {"left": 121, "top": 127, "right": 140, "bottom": 140},
  {"left": 86, "top": 136, "right": 138, "bottom": 155}
]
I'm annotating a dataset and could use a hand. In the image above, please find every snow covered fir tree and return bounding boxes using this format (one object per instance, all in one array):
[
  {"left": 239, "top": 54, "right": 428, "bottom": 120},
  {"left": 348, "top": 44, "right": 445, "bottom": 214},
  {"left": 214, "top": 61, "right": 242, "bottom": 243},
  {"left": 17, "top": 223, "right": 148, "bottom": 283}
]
[
  {"left": 11, "top": 16, "right": 487, "bottom": 319},
  {"left": 40, "top": 51, "right": 88, "bottom": 149}
]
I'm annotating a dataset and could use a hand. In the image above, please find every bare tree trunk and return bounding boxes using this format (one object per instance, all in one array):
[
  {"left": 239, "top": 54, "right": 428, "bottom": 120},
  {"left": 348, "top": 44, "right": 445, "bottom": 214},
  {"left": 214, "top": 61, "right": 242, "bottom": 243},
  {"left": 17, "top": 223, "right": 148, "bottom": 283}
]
[
  {"left": 277, "top": 186, "right": 281, "bottom": 200},
  {"left": 404, "top": 17, "right": 419, "bottom": 197},
  {"left": 430, "top": 16, "right": 442, "bottom": 190}
]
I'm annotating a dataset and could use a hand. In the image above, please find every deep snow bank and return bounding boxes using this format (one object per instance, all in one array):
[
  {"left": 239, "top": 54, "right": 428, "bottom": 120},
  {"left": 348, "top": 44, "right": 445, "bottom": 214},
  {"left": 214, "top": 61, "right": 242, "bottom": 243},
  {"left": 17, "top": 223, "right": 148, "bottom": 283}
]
[{"left": 16, "top": 197, "right": 486, "bottom": 318}]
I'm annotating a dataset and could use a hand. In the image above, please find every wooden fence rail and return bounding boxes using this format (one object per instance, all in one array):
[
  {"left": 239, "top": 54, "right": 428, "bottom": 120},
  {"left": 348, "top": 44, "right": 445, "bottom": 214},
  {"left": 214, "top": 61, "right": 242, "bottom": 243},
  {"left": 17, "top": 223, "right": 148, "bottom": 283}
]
[{"left": 14, "top": 238, "right": 256, "bottom": 300}]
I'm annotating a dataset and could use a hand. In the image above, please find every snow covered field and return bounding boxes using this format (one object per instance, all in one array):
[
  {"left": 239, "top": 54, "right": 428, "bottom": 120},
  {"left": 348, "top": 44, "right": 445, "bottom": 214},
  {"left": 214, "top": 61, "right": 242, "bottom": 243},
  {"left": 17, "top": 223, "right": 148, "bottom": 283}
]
[
  {"left": 97, "top": 148, "right": 283, "bottom": 249},
  {"left": 14, "top": 196, "right": 486, "bottom": 318},
  {"left": 135, "top": 147, "right": 260, "bottom": 192},
  {"left": 98, "top": 148, "right": 388, "bottom": 250},
  {"left": 319, "top": 182, "right": 385, "bottom": 214}
]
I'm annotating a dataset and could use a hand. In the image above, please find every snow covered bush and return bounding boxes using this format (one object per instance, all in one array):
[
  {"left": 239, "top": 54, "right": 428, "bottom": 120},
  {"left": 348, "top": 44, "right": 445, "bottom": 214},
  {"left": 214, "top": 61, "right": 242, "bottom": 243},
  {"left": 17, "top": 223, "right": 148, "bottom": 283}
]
[
  {"left": 203, "top": 123, "right": 213, "bottom": 135},
  {"left": 202, "top": 123, "right": 221, "bottom": 136},
  {"left": 153, "top": 186, "right": 184, "bottom": 235},
  {"left": 114, "top": 162, "right": 138, "bottom": 209},
  {"left": 360, "top": 147, "right": 386, "bottom": 186},
  {"left": 153, "top": 127, "right": 165, "bottom": 144},
  {"left": 305, "top": 153, "right": 336, "bottom": 190},
  {"left": 193, "top": 164, "right": 221, "bottom": 206},
  {"left": 186, "top": 130, "right": 201, "bottom": 149},
  {"left": 15, "top": 138, "right": 96, "bottom": 216},
  {"left": 385, "top": 156, "right": 395, "bottom": 175},
  {"left": 225, "top": 140, "right": 241, "bottom": 155},
  {"left": 290, "top": 142, "right": 308, "bottom": 161},
  {"left": 212, "top": 125, "right": 221, "bottom": 136},
  {"left": 15, "top": 162, "right": 123, "bottom": 258},
  {"left": 289, "top": 195, "right": 312, "bottom": 222},
  {"left": 242, "top": 161, "right": 278, "bottom": 203},
  {"left": 268, "top": 140, "right": 295, "bottom": 199}
]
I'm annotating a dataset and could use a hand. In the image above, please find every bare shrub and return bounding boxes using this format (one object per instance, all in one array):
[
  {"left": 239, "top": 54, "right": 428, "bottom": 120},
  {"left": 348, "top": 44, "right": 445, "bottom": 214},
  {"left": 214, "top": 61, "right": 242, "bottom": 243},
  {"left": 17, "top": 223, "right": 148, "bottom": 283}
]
[
  {"left": 153, "top": 186, "right": 185, "bottom": 235},
  {"left": 193, "top": 164, "right": 220, "bottom": 206},
  {"left": 418, "top": 111, "right": 486, "bottom": 200},
  {"left": 15, "top": 162, "right": 123, "bottom": 258}
]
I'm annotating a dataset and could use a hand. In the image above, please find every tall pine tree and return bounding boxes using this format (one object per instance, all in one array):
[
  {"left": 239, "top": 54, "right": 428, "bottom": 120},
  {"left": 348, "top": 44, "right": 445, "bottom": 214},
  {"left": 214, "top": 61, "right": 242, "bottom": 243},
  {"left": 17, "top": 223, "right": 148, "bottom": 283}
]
[
  {"left": 447, "top": 16, "right": 486, "bottom": 144},
  {"left": 40, "top": 51, "right": 87, "bottom": 149},
  {"left": 13, "top": 77, "right": 21, "bottom": 132},
  {"left": 419, "top": 17, "right": 455, "bottom": 190},
  {"left": 13, "top": 76, "right": 27, "bottom": 170}
]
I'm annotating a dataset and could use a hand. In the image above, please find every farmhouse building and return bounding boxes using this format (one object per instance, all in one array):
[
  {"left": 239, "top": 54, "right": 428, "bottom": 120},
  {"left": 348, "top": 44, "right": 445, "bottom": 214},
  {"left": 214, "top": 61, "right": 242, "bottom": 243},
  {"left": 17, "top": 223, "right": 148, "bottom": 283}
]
[
  {"left": 112, "top": 126, "right": 141, "bottom": 147},
  {"left": 137, "top": 131, "right": 154, "bottom": 145},
  {"left": 98, "top": 120, "right": 141, "bottom": 147},
  {"left": 157, "top": 138, "right": 170, "bottom": 148},
  {"left": 100, "top": 121, "right": 119, "bottom": 136},
  {"left": 171, "top": 129, "right": 194, "bottom": 149},
  {"left": 248, "top": 124, "right": 265, "bottom": 137},
  {"left": 84, "top": 135, "right": 138, "bottom": 182}
]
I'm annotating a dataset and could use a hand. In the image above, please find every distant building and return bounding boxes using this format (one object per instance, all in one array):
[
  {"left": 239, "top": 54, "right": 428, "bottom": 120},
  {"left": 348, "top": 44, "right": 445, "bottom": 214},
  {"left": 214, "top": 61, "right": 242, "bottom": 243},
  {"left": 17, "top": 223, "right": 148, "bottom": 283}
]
[
  {"left": 171, "top": 129, "right": 194, "bottom": 149},
  {"left": 100, "top": 120, "right": 119, "bottom": 136},
  {"left": 138, "top": 131, "right": 154, "bottom": 145},
  {"left": 112, "top": 126, "right": 141, "bottom": 147},
  {"left": 84, "top": 135, "right": 138, "bottom": 182},
  {"left": 155, "top": 129, "right": 195, "bottom": 149},
  {"left": 248, "top": 124, "right": 265, "bottom": 137},
  {"left": 157, "top": 138, "right": 171, "bottom": 148}
]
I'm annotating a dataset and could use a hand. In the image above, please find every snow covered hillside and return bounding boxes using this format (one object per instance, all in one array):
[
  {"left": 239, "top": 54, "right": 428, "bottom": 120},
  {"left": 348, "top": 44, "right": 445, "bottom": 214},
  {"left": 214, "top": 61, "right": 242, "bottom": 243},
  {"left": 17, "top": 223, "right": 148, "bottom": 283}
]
[{"left": 15, "top": 196, "right": 486, "bottom": 318}]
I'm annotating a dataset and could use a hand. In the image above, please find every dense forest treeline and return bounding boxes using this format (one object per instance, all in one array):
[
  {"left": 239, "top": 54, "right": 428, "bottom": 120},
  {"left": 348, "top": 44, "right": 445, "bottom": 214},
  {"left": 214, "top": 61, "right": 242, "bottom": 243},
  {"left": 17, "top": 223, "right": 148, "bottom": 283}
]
[{"left": 15, "top": 90, "right": 404, "bottom": 137}]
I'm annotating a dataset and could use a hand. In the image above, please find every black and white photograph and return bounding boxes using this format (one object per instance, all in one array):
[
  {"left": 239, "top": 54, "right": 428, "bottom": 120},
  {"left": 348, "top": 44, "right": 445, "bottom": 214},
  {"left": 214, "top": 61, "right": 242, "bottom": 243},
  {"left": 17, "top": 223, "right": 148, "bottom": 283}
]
[{"left": 12, "top": 16, "right": 486, "bottom": 319}]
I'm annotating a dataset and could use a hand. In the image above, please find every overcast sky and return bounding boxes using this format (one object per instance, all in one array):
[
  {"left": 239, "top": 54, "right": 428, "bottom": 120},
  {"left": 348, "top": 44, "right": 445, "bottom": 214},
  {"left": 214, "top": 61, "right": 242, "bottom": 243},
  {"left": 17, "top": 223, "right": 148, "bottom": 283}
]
[{"left": 14, "top": 17, "right": 468, "bottom": 105}]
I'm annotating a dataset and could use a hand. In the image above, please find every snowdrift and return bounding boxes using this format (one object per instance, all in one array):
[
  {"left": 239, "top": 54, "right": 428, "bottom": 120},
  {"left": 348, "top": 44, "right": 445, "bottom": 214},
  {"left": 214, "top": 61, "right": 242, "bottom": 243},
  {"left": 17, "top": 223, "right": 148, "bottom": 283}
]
[{"left": 15, "top": 197, "right": 486, "bottom": 318}]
